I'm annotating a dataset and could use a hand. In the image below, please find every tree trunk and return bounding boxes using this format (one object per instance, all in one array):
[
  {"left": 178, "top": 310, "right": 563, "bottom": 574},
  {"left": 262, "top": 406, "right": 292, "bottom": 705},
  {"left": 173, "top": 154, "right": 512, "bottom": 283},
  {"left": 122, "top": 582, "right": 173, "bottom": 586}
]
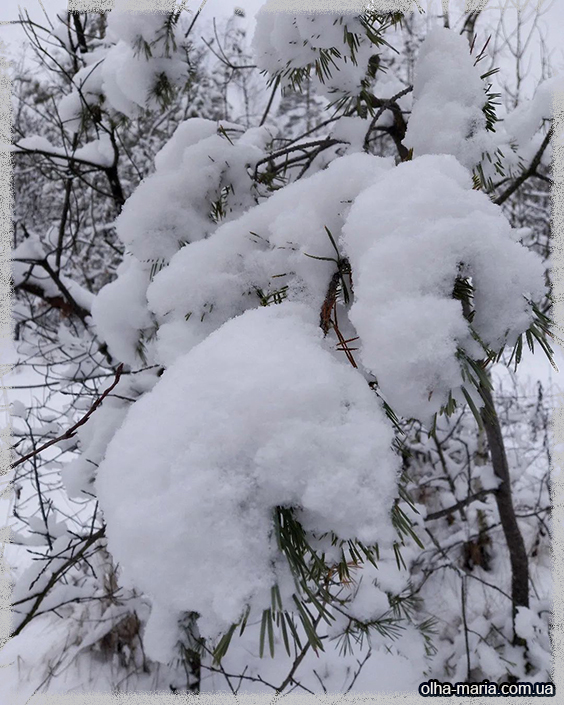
[{"left": 480, "top": 382, "right": 530, "bottom": 626}]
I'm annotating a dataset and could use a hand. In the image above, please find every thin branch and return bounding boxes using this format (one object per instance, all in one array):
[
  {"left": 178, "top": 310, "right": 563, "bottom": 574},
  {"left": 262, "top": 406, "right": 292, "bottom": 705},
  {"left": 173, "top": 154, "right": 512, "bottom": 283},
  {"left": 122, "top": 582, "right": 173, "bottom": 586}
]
[
  {"left": 13, "top": 364, "right": 124, "bottom": 469},
  {"left": 425, "top": 489, "right": 496, "bottom": 522},
  {"left": 480, "top": 382, "right": 530, "bottom": 618},
  {"left": 184, "top": 0, "right": 208, "bottom": 39},
  {"left": 11, "top": 144, "right": 108, "bottom": 171},
  {"left": 259, "top": 75, "right": 280, "bottom": 127},
  {"left": 363, "top": 86, "right": 413, "bottom": 152},
  {"left": 253, "top": 138, "right": 346, "bottom": 180},
  {"left": 494, "top": 126, "right": 553, "bottom": 205},
  {"left": 10, "top": 527, "right": 106, "bottom": 638}
]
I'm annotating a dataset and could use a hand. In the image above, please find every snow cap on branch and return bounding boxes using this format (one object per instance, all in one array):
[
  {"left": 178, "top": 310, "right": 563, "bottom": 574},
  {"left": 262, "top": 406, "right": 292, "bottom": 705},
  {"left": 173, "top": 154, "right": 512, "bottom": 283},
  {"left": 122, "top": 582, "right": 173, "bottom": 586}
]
[
  {"left": 95, "top": 302, "right": 401, "bottom": 641},
  {"left": 252, "top": 8, "right": 380, "bottom": 101},
  {"left": 342, "top": 153, "right": 546, "bottom": 423},
  {"left": 403, "top": 27, "right": 494, "bottom": 171},
  {"left": 146, "top": 151, "right": 392, "bottom": 365}
]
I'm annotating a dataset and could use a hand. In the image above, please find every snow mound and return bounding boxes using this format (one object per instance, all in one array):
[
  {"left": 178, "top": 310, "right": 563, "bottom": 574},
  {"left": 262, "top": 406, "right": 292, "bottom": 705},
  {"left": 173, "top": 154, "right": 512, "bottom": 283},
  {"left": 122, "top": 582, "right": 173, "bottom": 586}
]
[
  {"left": 404, "top": 27, "right": 494, "bottom": 170},
  {"left": 342, "top": 154, "right": 546, "bottom": 423},
  {"left": 252, "top": 9, "right": 377, "bottom": 101},
  {"left": 115, "top": 118, "right": 267, "bottom": 262},
  {"left": 95, "top": 302, "right": 401, "bottom": 642},
  {"left": 147, "top": 152, "right": 392, "bottom": 365}
]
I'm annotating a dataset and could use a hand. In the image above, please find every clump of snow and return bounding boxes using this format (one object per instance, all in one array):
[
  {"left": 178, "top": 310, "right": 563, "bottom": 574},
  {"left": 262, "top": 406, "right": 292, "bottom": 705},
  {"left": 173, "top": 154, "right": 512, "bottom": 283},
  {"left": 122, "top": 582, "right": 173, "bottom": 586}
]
[
  {"left": 74, "top": 135, "right": 115, "bottom": 168},
  {"left": 114, "top": 118, "right": 268, "bottom": 262},
  {"left": 514, "top": 606, "right": 543, "bottom": 642},
  {"left": 141, "top": 602, "right": 184, "bottom": 665},
  {"left": 106, "top": 5, "right": 179, "bottom": 49},
  {"left": 100, "top": 5, "right": 187, "bottom": 117},
  {"left": 52, "top": 4, "right": 189, "bottom": 124},
  {"left": 10, "top": 400, "right": 26, "bottom": 419},
  {"left": 341, "top": 153, "right": 546, "bottom": 423},
  {"left": 348, "top": 573, "right": 390, "bottom": 623},
  {"left": 61, "top": 403, "right": 129, "bottom": 499},
  {"left": 406, "top": 30, "right": 559, "bottom": 187},
  {"left": 503, "top": 75, "right": 564, "bottom": 148},
  {"left": 514, "top": 606, "right": 552, "bottom": 674},
  {"left": 64, "top": 280, "right": 95, "bottom": 313},
  {"left": 12, "top": 234, "right": 47, "bottom": 286},
  {"left": 153, "top": 118, "right": 220, "bottom": 171},
  {"left": 493, "top": 74, "right": 564, "bottom": 172},
  {"left": 57, "top": 91, "right": 84, "bottom": 133},
  {"left": 12, "top": 235, "right": 94, "bottom": 316},
  {"left": 101, "top": 43, "right": 180, "bottom": 119},
  {"left": 102, "top": 4, "right": 186, "bottom": 115},
  {"left": 147, "top": 152, "right": 392, "bottom": 365},
  {"left": 14, "top": 135, "right": 59, "bottom": 154},
  {"left": 330, "top": 116, "right": 370, "bottom": 153},
  {"left": 252, "top": 9, "right": 376, "bottom": 102},
  {"left": 95, "top": 302, "right": 401, "bottom": 642},
  {"left": 91, "top": 119, "right": 278, "bottom": 366},
  {"left": 473, "top": 463, "right": 502, "bottom": 492},
  {"left": 404, "top": 27, "right": 495, "bottom": 171},
  {"left": 91, "top": 256, "right": 153, "bottom": 367}
]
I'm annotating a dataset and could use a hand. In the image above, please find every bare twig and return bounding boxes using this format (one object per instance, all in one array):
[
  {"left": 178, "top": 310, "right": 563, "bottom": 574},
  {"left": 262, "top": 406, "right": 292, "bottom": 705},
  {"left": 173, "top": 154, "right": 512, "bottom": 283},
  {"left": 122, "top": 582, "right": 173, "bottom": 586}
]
[
  {"left": 259, "top": 75, "right": 280, "bottom": 127},
  {"left": 13, "top": 364, "right": 124, "bottom": 469},
  {"left": 363, "top": 86, "right": 413, "bottom": 152},
  {"left": 10, "top": 526, "right": 106, "bottom": 638},
  {"left": 425, "top": 489, "right": 496, "bottom": 522},
  {"left": 494, "top": 126, "right": 553, "bottom": 205}
]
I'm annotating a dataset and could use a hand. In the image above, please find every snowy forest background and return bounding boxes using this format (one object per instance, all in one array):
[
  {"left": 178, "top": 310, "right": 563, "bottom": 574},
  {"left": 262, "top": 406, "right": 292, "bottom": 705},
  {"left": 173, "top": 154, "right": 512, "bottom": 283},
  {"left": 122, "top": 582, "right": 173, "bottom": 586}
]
[{"left": 1, "top": 0, "right": 562, "bottom": 698}]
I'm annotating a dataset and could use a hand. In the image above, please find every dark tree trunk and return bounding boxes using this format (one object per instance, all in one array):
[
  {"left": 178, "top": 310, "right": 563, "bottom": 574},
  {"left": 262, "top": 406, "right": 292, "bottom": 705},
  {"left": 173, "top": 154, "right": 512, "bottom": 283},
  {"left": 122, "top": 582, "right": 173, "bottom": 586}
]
[{"left": 480, "top": 382, "right": 530, "bottom": 625}]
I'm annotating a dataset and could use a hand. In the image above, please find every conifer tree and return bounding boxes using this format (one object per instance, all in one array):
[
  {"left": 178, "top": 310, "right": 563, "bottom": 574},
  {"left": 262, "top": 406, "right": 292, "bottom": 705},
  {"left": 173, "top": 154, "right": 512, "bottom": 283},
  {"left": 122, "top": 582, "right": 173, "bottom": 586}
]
[{"left": 4, "top": 2, "right": 557, "bottom": 696}]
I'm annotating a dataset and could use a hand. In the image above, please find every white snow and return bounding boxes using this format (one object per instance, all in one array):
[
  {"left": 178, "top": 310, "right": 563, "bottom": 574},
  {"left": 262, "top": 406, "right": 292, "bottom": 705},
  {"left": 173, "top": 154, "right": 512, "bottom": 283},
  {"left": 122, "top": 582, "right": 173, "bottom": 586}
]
[
  {"left": 95, "top": 302, "right": 401, "bottom": 642},
  {"left": 13, "top": 135, "right": 60, "bottom": 154},
  {"left": 503, "top": 75, "right": 564, "bottom": 148},
  {"left": 252, "top": 9, "right": 376, "bottom": 101},
  {"left": 51, "top": 5, "right": 189, "bottom": 124},
  {"left": 6, "top": 6, "right": 556, "bottom": 696},
  {"left": 74, "top": 135, "right": 115, "bottom": 168},
  {"left": 91, "top": 256, "right": 153, "bottom": 367},
  {"left": 113, "top": 118, "right": 267, "bottom": 262},
  {"left": 404, "top": 27, "right": 494, "bottom": 171},
  {"left": 10, "top": 400, "right": 26, "bottom": 419},
  {"left": 147, "top": 151, "right": 392, "bottom": 365},
  {"left": 341, "top": 153, "right": 546, "bottom": 424}
]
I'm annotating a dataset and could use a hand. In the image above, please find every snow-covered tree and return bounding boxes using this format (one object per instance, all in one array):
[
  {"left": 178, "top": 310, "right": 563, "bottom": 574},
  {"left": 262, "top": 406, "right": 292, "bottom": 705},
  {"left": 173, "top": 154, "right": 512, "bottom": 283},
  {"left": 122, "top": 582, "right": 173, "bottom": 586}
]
[{"left": 4, "top": 2, "right": 558, "bottom": 697}]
